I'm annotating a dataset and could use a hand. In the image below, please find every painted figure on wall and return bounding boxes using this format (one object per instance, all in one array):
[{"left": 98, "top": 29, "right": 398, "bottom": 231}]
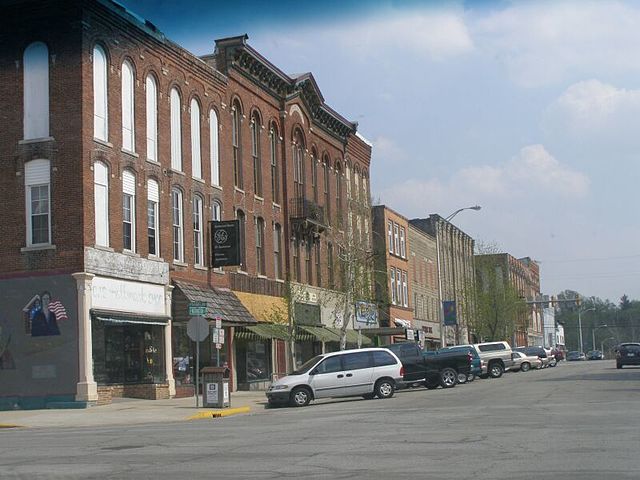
[{"left": 24, "top": 291, "right": 67, "bottom": 337}]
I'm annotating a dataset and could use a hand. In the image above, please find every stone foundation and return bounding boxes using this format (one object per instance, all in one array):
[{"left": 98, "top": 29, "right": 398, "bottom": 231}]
[{"left": 96, "top": 384, "right": 170, "bottom": 404}]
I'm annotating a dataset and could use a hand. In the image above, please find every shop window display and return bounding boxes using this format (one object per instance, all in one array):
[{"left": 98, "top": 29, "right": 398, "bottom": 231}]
[{"left": 237, "top": 339, "right": 271, "bottom": 385}]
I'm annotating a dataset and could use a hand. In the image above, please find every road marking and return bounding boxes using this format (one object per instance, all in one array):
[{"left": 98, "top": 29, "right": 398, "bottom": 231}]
[{"left": 186, "top": 406, "right": 250, "bottom": 420}]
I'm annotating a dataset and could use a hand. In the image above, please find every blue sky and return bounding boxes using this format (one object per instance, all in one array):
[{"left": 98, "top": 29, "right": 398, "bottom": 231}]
[{"left": 127, "top": 0, "right": 640, "bottom": 301}]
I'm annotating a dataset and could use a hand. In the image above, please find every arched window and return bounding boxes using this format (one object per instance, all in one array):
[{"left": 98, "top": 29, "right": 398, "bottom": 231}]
[
  {"left": 122, "top": 169, "right": 136, "bottom": 252},
  {"left": 345, "top": 161, "right": 351, "bottom": 197},
  {"left": 193, "top": 195, "right": 204, "bottom": 266},
  {"left": 231, "top": 100, "right": 243, "bottom": 188},
  {"left": 93, "top": 45, "right": 108, "bottom": 141},
  {"left": 146, "top": 75, "right": 158, "bottom": 162},
  {"left": 94, "top": 161, "right": 109, "bottom": 246},
  {"left": 362, "top": 172, "right": 369, "bottom": 206},
  {"left": 273, "top": 223, "right": 282, "bottom": 280},
  {"left": 212, "top": 200, "right": 222, "bottom": 221},
  {"left": 171, "top": 188, "right": 184, "bottom": 262},
  {"left": 236, "top": 209, "right": 246, "bottom": 270},
  {"left": 269, "top": 124, "right": 279, "bottom": 204},
  {"left": 121, "top": 61, "right": 135, "bottom": 152},
  {"left": 311, "top": 149, "right": 318, "bottom": 203},
  {"left": 255, "top": 217, "right": 265, "bottom": 275},
  {"left": 335, "top": 161, "right": 342, "bottom": 219},
  {"left": 147, "top": 178, "right": 159, "bottom": 256},
  {"left": 25, "top": 159, "right": 51, "bottom": 246},
  {"left": 170, "top": 88, "right": 182, "bottom": 171},
  {"left": 191, "top": 98, "right": 202, "bottom": 179},
  {"left": 354, "top": 166, "right": 360, "bottom": 202},
  {"left": 210, "top": 109, "right": 220, "bottom": 186},
  {"left": 293, "top": 131, "right": 305, "bottom": 199},
  {"left": 23, "top": 42, "right": 49, "bottom": 140},
  {"left": 251, "top": 111, "right": 263, "bottom": 197},
  {"left": 323, "top": 156, "right": 331, "bottom": 223}
]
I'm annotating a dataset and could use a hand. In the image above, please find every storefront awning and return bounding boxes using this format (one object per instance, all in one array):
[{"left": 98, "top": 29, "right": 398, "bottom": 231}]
[
  {"left": 324, "top": 327, "right": 373, "bottom": 346},
  {"left": 300, "top": 326, "right": 341, "bottom": 343},
  {"left": 91, "top": 309, "right": 170, "bottom": 326},
  {"left": 235, "top": 324, "right": 315, "bottom": 341}
]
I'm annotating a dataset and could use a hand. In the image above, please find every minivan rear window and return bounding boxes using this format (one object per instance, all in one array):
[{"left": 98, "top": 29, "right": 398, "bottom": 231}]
[
  {"left": 373, "top": 351, "right": 397, "bottom": 367},
  {"left": 343, "top": 352, "right": 372, "bottom": 370}
]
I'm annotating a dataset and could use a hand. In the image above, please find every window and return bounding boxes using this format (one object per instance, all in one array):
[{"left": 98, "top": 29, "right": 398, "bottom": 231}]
[
  {"left": 256, "top": 217, "right": 265, "bottom": 275},
  {"left": 93, "top": 45, "right": 108, "bottom": 141},
  {"left": 23, "top": 42, "right": 49, "bottom": 140},
  {"left": 390, "top": 267, "right": 396, "bottom": 304},
  {"left": 122, "top": 170, "right": 136, "bottom": 252},
  {"left": 170, "top": 88, "right": 182, "bottom": 171},
  {"left": 343, "top": 352, "right": 372, "bottom": 370},
  {"left": 190, "top": 99, "right": 202, "bottom": 179},
  {"left": 193, "top": 196, "right": 204, "bottom": 266},
  {"left": 24, "top": 159, "right": 50, "bottom": 246},
  {"left": 402, "top": 271, "right": 408, "bottom": 307},
  {"left": 323, "top": 158, "right": 330, "bottom": 222},
  {"left": 394, "top": 223, "right": 400, "bottom": 255},
  {"left": 121, "top": 61, "right": 135, "bottom": 152},
  {"left": 396, "top": 269, "right": 403, "bottom": 307},
  {"left": 231, "top": 101, "right": 243, "bottom": 188},
  {"left": 171, "top": 189, "right": 183, "bottom": 262},
  {"left": 327, "top": 242, "right": 334, "bottom": 288},
  {"left": 315, "top": 356, "right": 342, "bottom": 374},
  {"left": 251, "top": 112, "right": 262, "bottom": 196},
  {"left": 345, "top": 162, "right": 351, "bottom": 197},
  {"left": 293, "top": 132, "right": 304, "bottom": 199},
  {"left": 335, "top": 162, "right": 342, "bottom": 219},
  {"left": 315, "top": 243, "right": 321, "bottom": 287},
  {"left": 94, "top": 161, "right": 109, "bottom": 246},
  {"left": 399, "top": 227, "right": 406, "bottom": 258},
  {"left": 274, "top": 223, "right": 282, "bottom": 280},
  {"left": 292, "top": 237, "right": 301, "bottom": 281},
  {"left": 210, "top": 109, "right": 220, "bottom": 186},
  {"left": 269, "top": 126, "right": 279, "bottom": 203},
  {"left": 305, "top": 241, "right": 312, "bottom": 284},
  {"left": 373, "top": 351, "right": 396, "bottom": 367},
  {"left": 387, "top": 221, "right": 393, "bottom": 253},
  {"left": 145, "top": 75, "right": 158, "bottom": 162},
  {"left": 362, "top": 175, "right": 369, "bottom": 206},
  {"left": 354, "top": 168, "right": 360, "bottom": 202},
  {"left": 147, "top": 179, "right": 159, "bottom": 256},
  {"left": 311, "top": 151, "right": 318, "bottom": 202},
  {"left": 236, "top": 209, "right": 246, "bottom": 270}
]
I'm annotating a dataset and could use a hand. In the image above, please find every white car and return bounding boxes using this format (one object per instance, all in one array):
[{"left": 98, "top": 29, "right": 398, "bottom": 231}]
[
  {"left": 266, "top": 348, "right": 404, "bottom": 407},
  {"left": 511, "top": 351, "right": 542, "bottom": 372}
]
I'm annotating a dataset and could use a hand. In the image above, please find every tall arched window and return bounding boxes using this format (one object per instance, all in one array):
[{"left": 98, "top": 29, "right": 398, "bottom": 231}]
[
  {"left": 269, "top": 124, "right": 279, "bottom": 204},
  {"left": 362, "top": 172, "right": 369, "bottom": 206},
  {"left": 251, "top": 111, "right": 262, "bottom": 197},
  {"left": 210, "top": 109, "right": 220, "bottom": 186},
  {"left": 121, "top": 61, "right": 135, "bottom": 152},
  {"left": 273, "top": 223, "right": 282, "bottom": 280},
  {"left": 293, "top": 131, "right": 304, "bottom": 199},
  {"left": 171, "top": 188, "right": 184, "bottom": 262},
  {"left": 311, "top": 150, "right": 318, "bottom": 202},
  {"left": 255, "top": 217, "right": 265, "bottom": 275},
  {"left": 147, "top": 178, "right": 159, "bottom": 256},
  {"left": 193, "top": 195, "right": 204, "bottom": 266},
  {"left": 122, "top": 169, "right": 136, "bottom": 252},
  {"left": 170, "top": 88, "right": 182, "bottom": 171},
  {"left": 94, "top": 161, "right": 109, "bottom": 246},
  {"left": 93, "top": 45, "right": 108, "bottom": 141},
  {"left": 323, "top": 156, "right": 331, "bottom": 223},
  {"left": 354, "top": 166, "right": 360, "bottom": 203},
  {"left": 23, "top": 42, "right": 49, "bottom": 140},
  {"left": 335, "top": 161, "right": 342, "bottom": 219},
  {"left": 190, "top": 98, "right": 202, "bottom": 179},
  {"left": 345, "top": 161, "right": 351, "bottom": 197},
  {"left": 25, "top": 159, "right": 51, "bottom": 246},
  {"left": 146, "top": 75, "right": 158, "bottom": 162},
  {"left": 236, "top": 209, "right": 246, "bottom": 270},
  {"left": 212, "top": 200, "right": 222, "bottom": 221},
  {"left": 231, "top": 101, "right": 243, "bottom": 188}
]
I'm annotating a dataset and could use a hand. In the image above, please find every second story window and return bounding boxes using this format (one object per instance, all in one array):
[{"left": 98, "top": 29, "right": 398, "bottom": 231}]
[
  {"left": 93, "top": 45, "right": 108, "bottom": 141},
  {"left": 402, "top": 271, "right": 408, "bottom": 307},
  {"left": 210, "top": 109, "right": 220, "bottom": 186},
  {"left": 25, "top": 159, "right": 51, "bottom": 246},
  {"left": 327, "top": 242, "right": 334, "bottom": 288},
  {"left": 231, "top": 102, "right": 243, "bottom": 189},
  {"left": 387, "top": 220, "right": 393, "bottom": 254},
  {"left": 94, "top": 161, "right": 109, "bottom": 247},
  {"left": 145, "top": 75, "right": 158, "bottom": 162},
  {"left": 122, "top": 170, "right": 136, "bottom": 252},
  {"left": 305, "top": 241, "right": 312, "bottom": 285},
  {"left": 172, "top": 188, "right": 184, "bottom": 262},
  {"left": 394, "top": 223, "right": 400, "bottom": 255},
  {"left": 121, "top": 61, "right": 135, "bottom": 152},
  {"left": 270, "top": 126, "right": 279, "bottom": 203},
  {"left": 170, "top": 88, "right": 182, "bottom": 171},
  {"left": 236, "top": 209, "right": 246, "bottom": 270},
  {"left": 292, "top": 237, "right": 301, "bottom": 282},
  {"left": 293, "top": 132, "right": 304, "bottom": 199},
  {"left": 190, "top": 99, "right": 202, "bottom": 179},
  {"left": 323, "top": 158, "right": 330, "bottom": 223},
  {"left": 273, "top": 223, "right": 282, "bottom": 280},
  {"left": 390, "top": 267, "right": 396, "bottom": 305},
  {"left": 335, "top": 162, "right": 342, "bottom": 226},
  {"left": 193, "top": 196, "right": 204, "bottom": 266},
  {"left": 399, "top": 227, "right": 406, "bottom": 258},
  {"left": 256, "top": 217, "right": 265, "bottom": 275},
  {"left": 147, "top": 179, "right": 159, "bottom": 256},
  {"left": 315, "top": 243, "right": 321, "bottom": 287},
  {"left": 251, "top": 112, "right": 262, "bottom": 197},
  {"left": 311, "top": 151, "right": 318, "bottom": 202},
  {"left": 23, "top": 42, "right": 49, "bottom": 140}
]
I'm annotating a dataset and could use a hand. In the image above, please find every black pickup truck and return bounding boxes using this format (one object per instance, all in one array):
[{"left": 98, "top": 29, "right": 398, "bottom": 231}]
[{"left": 384, "top": 343, "right": 471, "bottom": 389}]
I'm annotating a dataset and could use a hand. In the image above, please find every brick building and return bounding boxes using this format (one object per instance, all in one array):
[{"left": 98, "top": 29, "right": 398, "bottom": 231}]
[{"left": 0, "top": 0, "right": 372, "bottom": 408}]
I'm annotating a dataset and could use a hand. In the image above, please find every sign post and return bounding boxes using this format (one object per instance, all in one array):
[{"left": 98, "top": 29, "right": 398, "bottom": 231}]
[
  {"left": 187, "top": 315, "right": 209, "bottom": 408},
  {"left": 213, "top": 316, "right": 224, "bottom": 366}
]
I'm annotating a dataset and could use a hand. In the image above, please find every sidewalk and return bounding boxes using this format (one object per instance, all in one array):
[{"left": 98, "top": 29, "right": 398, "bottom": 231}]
[{"left": 0, "top": 391, "right": 268, "bottom": 429}]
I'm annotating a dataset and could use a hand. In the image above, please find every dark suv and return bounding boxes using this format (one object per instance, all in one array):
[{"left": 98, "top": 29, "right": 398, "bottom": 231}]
[{"left": 615, "top": 343, "right": 640, "bottom": 369}]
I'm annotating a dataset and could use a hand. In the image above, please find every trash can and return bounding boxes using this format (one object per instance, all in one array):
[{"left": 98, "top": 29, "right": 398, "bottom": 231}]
[{"left": 200, "top": 366, "right": 231, "bottom": 408}]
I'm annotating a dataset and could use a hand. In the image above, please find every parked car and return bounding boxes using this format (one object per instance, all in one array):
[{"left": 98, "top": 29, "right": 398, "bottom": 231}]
[
  {"left": 510, "top": 351, "right": 542, "bottom": 372},
  {"left": 266, "top": 348, "right": 403, "bottom": 407},
  {"left": 566, "top": 351, "right": 586, "bottom": 361},
  {"left": 587, "top": 350, "right": 604, "bottom": 360},
  {"left": 615, "top": 343, "right": 640, "bottom": 369},
  {"left": 514, "top": 346, "right": 555, "bottom": 368},
  {"left": 439, "top": 345, "right": 483, "bottom": 382},
  {"left": 552, "top": 348, "right": 565, "bottom": 361},
  {"left": 384, "top": 342, "right": 471, "bottom": 389},
  {"left": 472, "top": 341, "right": 515, "bottom": 378}
]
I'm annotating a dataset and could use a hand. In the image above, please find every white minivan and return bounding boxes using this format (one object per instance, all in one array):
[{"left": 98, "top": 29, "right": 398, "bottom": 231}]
[{"left": 266, "top": 348, "right": 404, "bottom": 407}]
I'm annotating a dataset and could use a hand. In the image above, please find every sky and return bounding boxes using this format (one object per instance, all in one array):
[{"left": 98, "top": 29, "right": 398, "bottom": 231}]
[{"left": 126, "top": 0, "right": 640, "bottom": 302}]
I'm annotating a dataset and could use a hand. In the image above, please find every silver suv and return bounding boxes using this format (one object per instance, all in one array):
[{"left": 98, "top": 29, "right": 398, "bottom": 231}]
[
  {"left": 266, "top": 348, "right": 403, "bottom": 407},
  {"left": 472, "top": 341, "right": 514, "bottom": 378}
]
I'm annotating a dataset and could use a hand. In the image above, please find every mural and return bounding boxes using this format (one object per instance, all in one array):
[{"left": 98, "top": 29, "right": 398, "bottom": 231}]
[{"left": 23, "top": 291, "right": 68, "bottom": 337}]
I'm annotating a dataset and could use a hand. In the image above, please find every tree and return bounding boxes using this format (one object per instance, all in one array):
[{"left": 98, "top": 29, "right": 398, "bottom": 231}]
[{"left": 620, "top": 294, "right": 631, "bottom": 311}]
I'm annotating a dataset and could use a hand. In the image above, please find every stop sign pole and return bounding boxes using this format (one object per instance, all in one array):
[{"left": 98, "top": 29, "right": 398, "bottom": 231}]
[{"left": 187, "top": 316, "right": 209, "bottom": 408}]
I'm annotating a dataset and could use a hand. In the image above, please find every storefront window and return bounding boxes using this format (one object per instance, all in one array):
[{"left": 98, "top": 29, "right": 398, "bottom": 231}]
[
  {"left": 237, "top": 339, "right": 271, "bottom": 385},
  {"left": 92, "top": 318, "right": 165, "bottom": 384},
  {"left": 172, "top": 323, "right": 230, "bottom": 387}
]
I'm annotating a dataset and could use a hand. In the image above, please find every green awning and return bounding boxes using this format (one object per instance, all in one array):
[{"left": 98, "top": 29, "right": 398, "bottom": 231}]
[
  {"left": 300, "top": 326, "right": 341, "bottom": 343},
  {"left": 325, "top": 328, "right": 372, "bottom": 346},
  {"left": 246, "top": 324, "right": 289, "bottom": 340}
]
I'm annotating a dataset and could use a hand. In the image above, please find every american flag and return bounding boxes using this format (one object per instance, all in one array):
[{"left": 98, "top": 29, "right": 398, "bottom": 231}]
[{"left": 48, "top": 300, "right": 68, "bottom": 321}]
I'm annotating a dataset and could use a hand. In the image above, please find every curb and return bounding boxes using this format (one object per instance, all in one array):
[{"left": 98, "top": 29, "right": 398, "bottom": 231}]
[
  {"left": 186, "top": 406, "right": 251, "bottom": 420},
  {"left": 0, "top": 424, "right": 24, "bottom": 429}
]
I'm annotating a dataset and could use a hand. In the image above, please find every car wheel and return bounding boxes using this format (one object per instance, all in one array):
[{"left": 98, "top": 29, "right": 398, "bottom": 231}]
[
  {"left": 520, "top": 362, "right": 531, "bottom": 372},
  {"left": 375, "top": 379, "right": 395, "bottom": 399},
  {"left": 362, "top": 392, "right": 376, "bottom": 400},
  {"left": 489, "top": 362, "right": 504, "bottom": 379},
  {"left": 457, "top": 372, "right": 468, "bottom": 384},
  {"left": 467, "top": 373, "right": 476, "bottom": 382},
  {"left": 549, "top": 358, "right": 557, "bottom": 367},
  {"left": 289, "top": 387, "right": 311, "bottom": 407},
  {"left": 440, "top": 368, "right": 458, "bottom": 388}
]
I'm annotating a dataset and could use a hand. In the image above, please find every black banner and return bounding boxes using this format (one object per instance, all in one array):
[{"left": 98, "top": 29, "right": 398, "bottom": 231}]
[{"left": 210, "top": 220, "right": 240, "bottom": 267}]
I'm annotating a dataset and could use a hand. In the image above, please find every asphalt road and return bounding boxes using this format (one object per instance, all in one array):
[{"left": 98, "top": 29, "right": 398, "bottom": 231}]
[{"left": 1, "top": 360, "right": 639, "bottom": 480}]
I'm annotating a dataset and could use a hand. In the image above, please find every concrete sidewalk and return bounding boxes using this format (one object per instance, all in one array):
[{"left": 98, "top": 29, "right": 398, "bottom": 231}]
[{"left": 0, "top": 391, "right": 269, "bottom": 429}]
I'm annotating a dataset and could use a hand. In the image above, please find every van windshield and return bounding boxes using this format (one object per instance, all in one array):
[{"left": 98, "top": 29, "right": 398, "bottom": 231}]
[{"left": 291, "top": 355, "right": 324, "bottom": 375}]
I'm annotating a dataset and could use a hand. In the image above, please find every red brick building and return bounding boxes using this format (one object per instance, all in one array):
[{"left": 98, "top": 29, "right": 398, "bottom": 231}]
[{"left": 0, "top": 0, "right": 372, "bottom": 408}]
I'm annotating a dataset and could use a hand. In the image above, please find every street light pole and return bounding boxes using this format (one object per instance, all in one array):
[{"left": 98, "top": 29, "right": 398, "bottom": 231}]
[
  {"left": 592, "top": 324, "right": 608, "bottom": 351},
  {"left": 577, "top": 306, "right": 595, "bottom": 353}
]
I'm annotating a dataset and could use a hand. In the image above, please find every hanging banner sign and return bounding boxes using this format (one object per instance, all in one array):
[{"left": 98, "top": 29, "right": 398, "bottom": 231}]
[
  {"left": 210, "top": 220, "right": 240, "bottom": 267},
  {"left": 443, "top": 300, "right": 457, "bottom": 326}
]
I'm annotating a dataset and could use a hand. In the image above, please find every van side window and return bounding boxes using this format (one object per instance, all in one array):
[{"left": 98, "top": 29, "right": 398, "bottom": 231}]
[
  {"left": 373, "top": 351, "right": 397, "bottom": 366},
  {"left": 315, "top": 356, "right": 342, "bottom": 374},
  {"left": 343, "top": 352, "right": 372, "bottom": 370}
]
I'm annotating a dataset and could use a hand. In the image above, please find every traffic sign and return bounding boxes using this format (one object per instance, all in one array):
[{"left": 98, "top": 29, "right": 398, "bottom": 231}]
[
  {"left": 215, "top": 316, "right": 222, "bottom": 329},
  {"left": 215, "top": 343, "right": 222, "bottom": 350},
  {"left": 188, "top": 301, "right": 207, "bottom": 317},
  {"left": 187, "top": 317, "right": 209, "bottom": 342}
]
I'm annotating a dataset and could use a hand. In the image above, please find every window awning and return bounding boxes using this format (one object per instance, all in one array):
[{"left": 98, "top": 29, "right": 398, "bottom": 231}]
[
  {"left": 324, "top": 327, "right": 373, "bottom": 346},
  {"left": 92, "top": 309, "right": 169, "bottom": 326},
  {"left": 300, "top": 326, "right": 341, "bottom": 343}
]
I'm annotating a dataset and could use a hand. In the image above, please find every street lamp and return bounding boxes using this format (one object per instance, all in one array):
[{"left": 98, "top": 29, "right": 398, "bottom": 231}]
[
  {"left": 592, "top": 324, "right": 608, "bottom": 351},
  {"left": 577, "top": 306, "right": 595, "bottom": 353},
  {"left": 436, "top": 205, "right": 482, "bottom": 346},
  {"left": 601, "top": 336, "right": 615, "bottom": 355}
]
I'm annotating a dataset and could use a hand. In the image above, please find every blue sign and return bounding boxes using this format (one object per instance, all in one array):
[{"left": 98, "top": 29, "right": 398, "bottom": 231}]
[{"left": 443, "top": 301, "right": 457, "bottom": 326}]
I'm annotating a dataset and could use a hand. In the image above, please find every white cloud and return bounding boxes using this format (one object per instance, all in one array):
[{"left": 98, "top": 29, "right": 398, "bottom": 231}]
[
  {"left": 371, "top": 136, "right": 409, "bottom": 164},
  {"left": 474, "top": 1, "right": 640, "bottom": 87}
]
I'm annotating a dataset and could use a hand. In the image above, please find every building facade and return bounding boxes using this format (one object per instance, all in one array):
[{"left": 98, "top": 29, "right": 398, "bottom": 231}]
[{"left": 0, "top": 0, "right": 372, "bottom": 408}]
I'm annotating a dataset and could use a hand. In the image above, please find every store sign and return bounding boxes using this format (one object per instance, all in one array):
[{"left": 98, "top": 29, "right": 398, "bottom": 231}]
[
  {"left": 443, "top": 300, "right": 457, "bottom": 326},
  {"left": 355, "top": 301, "right": 378, "bottom": 329},
  {"left": 92, "top": 276, "right": 165, "bottom": 316},
  {"left": 210, "top": 220, "right": 240, "bottom": 267}
]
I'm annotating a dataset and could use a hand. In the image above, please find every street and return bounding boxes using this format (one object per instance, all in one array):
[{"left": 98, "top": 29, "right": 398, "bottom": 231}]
[{"left": 1, "top": 361, "right": 639, "bottom": 479}]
